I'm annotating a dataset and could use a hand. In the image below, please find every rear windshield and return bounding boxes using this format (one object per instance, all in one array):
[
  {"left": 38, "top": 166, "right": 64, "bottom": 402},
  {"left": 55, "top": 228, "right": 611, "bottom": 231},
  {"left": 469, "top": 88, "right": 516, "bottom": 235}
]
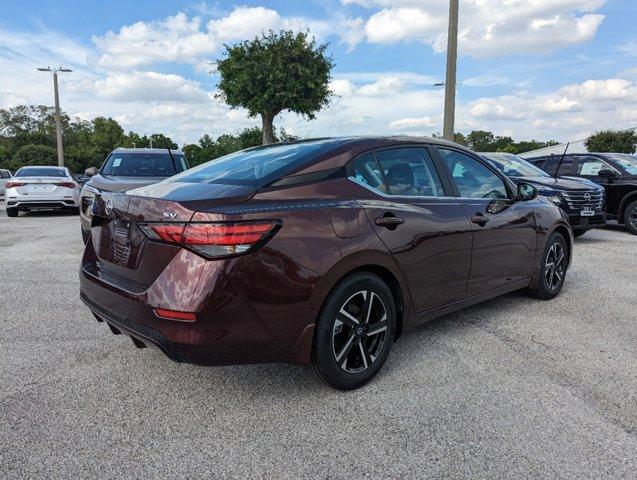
[
  {"left": 482, "top": 153, "right": 550, "bottom": 178},
  {"left": 101, "top": 152, "right": 187, "bottom": 177},
  {"left": 162, "top": 140, "right": 342, "bottom": 186},
  {"left": 15, "top": 167, "right": 66, "bottom": 177}
]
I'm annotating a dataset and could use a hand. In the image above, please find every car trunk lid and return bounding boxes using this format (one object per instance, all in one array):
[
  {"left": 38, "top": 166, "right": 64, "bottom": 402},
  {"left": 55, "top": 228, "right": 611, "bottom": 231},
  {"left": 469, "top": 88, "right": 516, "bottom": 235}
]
[{"left": 90, "top": 183, "right": 257, "bottom": 288}]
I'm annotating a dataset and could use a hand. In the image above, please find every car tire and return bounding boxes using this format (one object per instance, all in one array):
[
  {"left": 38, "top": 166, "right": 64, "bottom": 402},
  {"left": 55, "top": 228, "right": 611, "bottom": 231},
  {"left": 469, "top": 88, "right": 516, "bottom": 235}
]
[
  {"left": 81, "top": 228, "right": 90, "bottom": 245},
  {"left": 624, "top": 199, "right": 637, "bottom": 235},
  {"left": 528, "top": 231, "right": 568, "bottom": 300},
  {"left": 311, "top": 272, "right": 396, "bottom": 390},
  {"left": 572, "top": 229, "right": 587, "bottom": 238},
  {"left": 6, "top": 207, "right": 18, "bottom": 217}
]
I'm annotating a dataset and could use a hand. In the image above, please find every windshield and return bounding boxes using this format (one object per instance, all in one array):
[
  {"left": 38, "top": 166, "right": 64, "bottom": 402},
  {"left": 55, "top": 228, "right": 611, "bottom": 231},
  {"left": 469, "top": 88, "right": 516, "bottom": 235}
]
[
  {"left": 16, "top": 167, "right": 67, "bottom": 177},
  {"left": 482, "top": 153, "right": 550, "bottom": 178},
  {"left": 606, "top": 154, "right": 637, "bottom": 174},
  {"left": 101, "top": 152, "right": 187, "bottom": 177},
  {"left": 162, "top": 140, "right": 342, "bottom": 187}
]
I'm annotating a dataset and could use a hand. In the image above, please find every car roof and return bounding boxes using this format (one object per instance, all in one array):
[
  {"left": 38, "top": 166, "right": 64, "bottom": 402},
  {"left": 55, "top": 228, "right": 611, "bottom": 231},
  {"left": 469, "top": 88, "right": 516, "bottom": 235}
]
[
  {"left": 18, "top": 165, "right": 66, "bottom": 169},
  {"left": 112, "top": 148, "right": 185, "bottom": 155}
]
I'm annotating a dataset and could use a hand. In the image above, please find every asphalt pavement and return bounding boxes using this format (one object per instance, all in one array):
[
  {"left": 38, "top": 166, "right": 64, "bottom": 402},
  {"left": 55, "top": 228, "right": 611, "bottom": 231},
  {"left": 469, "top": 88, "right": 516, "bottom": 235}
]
[{"left": 1, "top": 202, "right": 635, "bottom": 479}]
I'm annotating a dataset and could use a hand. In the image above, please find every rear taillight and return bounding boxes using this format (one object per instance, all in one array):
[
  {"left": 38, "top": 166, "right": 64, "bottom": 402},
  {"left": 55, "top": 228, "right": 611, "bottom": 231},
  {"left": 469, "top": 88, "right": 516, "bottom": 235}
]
[
  {"left": 139, "top": 221, "right": 280, "bottom": 259},
  {"left": 5, "top": 181, "right": 25, "bottom": 189},
  {"left": 55, "top": 182, "right": 76, "bottom": 189},
  {"left": 154, "top": 308, "right": 196, "bottom": 322}
]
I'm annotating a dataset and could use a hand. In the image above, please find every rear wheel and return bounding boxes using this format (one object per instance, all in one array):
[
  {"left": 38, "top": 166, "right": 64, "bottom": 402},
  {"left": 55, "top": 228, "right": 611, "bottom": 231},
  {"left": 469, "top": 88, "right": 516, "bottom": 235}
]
[
  {"left": 573, "top": 229, "right": 587, "bottom": 238},
  {"left": 624, "top": 200, "right": 637, "bottom": 235},
  {"left": 312, "top": 272, "right": 396, "bottom": 390},
  {"left": 529, "top": 231, "right": 568, "bottom": 300},
  {"left": 6, "top": 207, "right": 18, "bottom": 217}
]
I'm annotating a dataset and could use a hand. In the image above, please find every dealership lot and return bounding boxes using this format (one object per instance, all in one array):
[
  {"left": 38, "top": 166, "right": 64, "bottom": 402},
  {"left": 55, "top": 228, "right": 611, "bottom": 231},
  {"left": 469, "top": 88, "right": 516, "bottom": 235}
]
[{"left": 0, "top": 204, "right": 635, "bottom": 479}]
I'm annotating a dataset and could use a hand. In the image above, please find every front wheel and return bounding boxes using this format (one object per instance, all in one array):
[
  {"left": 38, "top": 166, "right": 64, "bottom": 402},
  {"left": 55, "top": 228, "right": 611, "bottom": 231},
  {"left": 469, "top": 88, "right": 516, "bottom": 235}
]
[
  {"left": 624, "top": 200, "right": 637, "bottom": 235},
  {"left": 528, "top": 231, "right": 568, "bottom": 300},
  {"left": 312, "top": 272, "right": 396, "bottom": 390}
]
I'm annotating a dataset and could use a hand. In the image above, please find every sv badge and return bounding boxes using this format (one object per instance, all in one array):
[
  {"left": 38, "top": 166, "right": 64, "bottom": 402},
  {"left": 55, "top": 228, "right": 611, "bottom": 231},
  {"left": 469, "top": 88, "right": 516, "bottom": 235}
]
[{"left": 163, "top": 212, "right": 178, "bottom": 219}]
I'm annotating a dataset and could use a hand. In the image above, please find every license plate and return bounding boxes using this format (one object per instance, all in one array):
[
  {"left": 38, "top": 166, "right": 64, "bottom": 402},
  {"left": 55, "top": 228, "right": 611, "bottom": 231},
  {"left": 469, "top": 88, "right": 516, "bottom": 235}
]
[{"left": 581, "top": 207, "right": 595, "bottom": 217}]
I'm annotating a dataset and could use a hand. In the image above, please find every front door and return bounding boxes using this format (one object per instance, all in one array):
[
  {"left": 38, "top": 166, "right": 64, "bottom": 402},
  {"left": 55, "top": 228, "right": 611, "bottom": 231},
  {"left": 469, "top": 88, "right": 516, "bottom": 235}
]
[
  {"left": 574, "top": 155, "right": 622, "bottom": 215},
  {"left": 434, "top": 147, "right": 537, "bottom": 297},
  {"left": 349, "top": 147, "right": 473, "bottom": 312}
]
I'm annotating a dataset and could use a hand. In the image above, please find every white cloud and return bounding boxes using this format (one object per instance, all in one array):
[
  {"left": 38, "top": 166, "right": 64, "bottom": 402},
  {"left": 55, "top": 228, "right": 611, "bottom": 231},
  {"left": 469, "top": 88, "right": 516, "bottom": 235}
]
[
  {"left": 342, "top": 0, "right": 606, "bottom": 57},
  {"left": 389, "top": 116, "right": 438, "bottom": 129},
  {"left": 92, "top": 7, "right": 332, "bottom": 69},
  {"left": 560, "top": 79, "right": 634, "bottom": 101},
  {"left": 539, "top": 98, "right": 582, "bottom": 113},
  {"left": 94, "top": 72, "right": 209, "bottom": 103}
]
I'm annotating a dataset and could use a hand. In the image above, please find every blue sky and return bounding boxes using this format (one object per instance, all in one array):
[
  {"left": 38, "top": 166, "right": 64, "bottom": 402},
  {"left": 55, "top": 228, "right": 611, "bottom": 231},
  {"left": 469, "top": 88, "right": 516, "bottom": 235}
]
[{"left": 1, "top": 0, "right": 636, "bottom": 145}]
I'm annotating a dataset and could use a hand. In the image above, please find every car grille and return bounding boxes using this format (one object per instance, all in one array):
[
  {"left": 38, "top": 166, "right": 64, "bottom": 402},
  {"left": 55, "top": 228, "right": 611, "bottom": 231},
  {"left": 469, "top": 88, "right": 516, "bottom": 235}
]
[{"left": 561, "top": 190, "right": 604, "bottom": 209}]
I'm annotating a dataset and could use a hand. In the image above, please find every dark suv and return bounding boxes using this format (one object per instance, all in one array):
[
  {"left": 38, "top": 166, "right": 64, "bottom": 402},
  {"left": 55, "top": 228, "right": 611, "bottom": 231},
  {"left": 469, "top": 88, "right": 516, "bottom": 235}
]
[
  {"left": 528, "top": 153, "right": 637, "bottom": 234},
  {"left": 80, "top": 137, "right": 573, "bottom": 390},
  {"left": 482, "top": 152, "right": 605, "bottom": 237},
  {"left": 80, "top": 148, "right": 189, "bottom": 243}
]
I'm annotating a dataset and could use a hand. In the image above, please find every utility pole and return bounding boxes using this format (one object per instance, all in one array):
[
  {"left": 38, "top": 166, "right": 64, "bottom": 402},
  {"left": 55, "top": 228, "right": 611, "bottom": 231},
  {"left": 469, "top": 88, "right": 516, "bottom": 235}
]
[
  {"left": 443, "top": 0, "right": 459, "bottom": 141},
  {"left": 38, "top": 67, "right": 72, "bottom": 167}
]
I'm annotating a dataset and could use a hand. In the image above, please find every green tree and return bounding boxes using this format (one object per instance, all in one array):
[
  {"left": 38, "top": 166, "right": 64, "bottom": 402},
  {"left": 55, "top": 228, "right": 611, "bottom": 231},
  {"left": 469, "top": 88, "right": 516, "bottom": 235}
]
[
  {"left": 149, "top": 133, "right": 178, "bottom": 149},
  {"left": 9, "top": 144, "right": 57, "bottom": 170},
  {"left": 585, "top": 129, "right": 636, "bottom": 154},
  {"left": 466, "top": 130, "right": 496, "bottom": 151},
  {"left": 91, "top": 117, "right": 124, "bottom": 161},
  {"left": 215, "top": 30, "right": 334, "bottom": 144}
]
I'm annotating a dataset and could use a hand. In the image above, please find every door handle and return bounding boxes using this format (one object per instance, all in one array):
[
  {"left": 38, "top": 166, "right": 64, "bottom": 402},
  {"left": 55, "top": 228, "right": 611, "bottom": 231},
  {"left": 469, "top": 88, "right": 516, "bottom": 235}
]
[
  {"left": 375, "top": 215, "right": 405, "bottom": 229},
  {"left": 470, "top": 213, "right": 489, "bottom": 225}
]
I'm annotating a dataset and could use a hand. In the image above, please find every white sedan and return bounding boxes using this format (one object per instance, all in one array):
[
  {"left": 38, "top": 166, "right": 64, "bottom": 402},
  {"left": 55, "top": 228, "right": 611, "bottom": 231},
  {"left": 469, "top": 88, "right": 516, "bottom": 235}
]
[{"left": 5, "top": 166, "right": 80, "bottom": 217}]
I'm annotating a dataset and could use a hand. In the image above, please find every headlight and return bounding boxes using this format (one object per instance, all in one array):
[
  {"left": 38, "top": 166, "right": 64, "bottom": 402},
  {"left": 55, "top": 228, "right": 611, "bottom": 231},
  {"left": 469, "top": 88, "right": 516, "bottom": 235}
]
[{"left": 538, "top": 191, "right": 563, "bottom": 206}]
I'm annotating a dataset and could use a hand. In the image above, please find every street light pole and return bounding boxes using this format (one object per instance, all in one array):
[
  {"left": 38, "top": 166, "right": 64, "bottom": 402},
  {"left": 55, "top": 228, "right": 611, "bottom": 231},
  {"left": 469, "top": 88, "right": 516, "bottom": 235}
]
[
  {"left": 37, "top": 67, "right": 72, "bottom": 167},
  {"left": 443, "top": 0, "right": 459, "bottom": 141}
]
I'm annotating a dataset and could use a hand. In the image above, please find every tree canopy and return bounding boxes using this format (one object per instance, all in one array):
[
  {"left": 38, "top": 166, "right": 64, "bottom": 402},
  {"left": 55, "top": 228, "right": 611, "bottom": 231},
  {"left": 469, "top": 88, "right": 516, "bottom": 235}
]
[
  {"left": 215, "top": 30, "right": 334, "bottom": 144},
  {"left": 585, "top": 129, "right": 636, "bottom": 154}
]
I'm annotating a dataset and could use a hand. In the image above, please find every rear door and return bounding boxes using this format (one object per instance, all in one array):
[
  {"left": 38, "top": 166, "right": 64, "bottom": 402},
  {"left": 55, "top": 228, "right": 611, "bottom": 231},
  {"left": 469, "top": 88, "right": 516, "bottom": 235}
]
[
  {"left": 350, "top": 146, "right": 473, "bottom": 312},
  {"left": 433, "top": 147, "right": 537, "bottom": 296}
]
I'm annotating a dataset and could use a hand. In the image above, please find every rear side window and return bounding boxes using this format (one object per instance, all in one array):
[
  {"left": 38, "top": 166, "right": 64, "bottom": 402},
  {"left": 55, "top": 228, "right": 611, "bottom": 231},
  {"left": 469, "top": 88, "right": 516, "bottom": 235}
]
[
  {"left": 437, "top": 148, "right": 508, "bottom": 199},
  {"left": 351, "top": 154, "right": 387, "bottom": 193},
  {"left": 0, "top": 170, "right": 10, "bottom": 179},
  {"left": 543, "top": 156, "right": 575, "bottom": 176},
  {"left": 376, "top": 148, "right": 445, "bottom": 197},
  {"left": 102, "top": 153, "right": 187, "bottom": 177}
]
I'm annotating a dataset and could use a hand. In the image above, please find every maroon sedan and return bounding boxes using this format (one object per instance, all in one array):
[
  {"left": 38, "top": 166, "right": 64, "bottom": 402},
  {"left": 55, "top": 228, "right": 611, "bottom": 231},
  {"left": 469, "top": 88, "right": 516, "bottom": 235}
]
[{"left": 80, "top": 137, "right": 572, "bottom": 390}]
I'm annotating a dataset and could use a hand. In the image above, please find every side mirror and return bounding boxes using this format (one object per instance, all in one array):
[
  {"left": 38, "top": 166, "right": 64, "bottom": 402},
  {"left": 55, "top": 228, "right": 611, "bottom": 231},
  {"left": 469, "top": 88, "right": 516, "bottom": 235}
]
[
  {"left": 85, "top": 167, "right": 97, "bottom": 177},
  {"left": 597, "top": 169, "right": 617, "bottom": 179},
  {"left": 517, "top": 182, "right": 538, "bottom": 201}
]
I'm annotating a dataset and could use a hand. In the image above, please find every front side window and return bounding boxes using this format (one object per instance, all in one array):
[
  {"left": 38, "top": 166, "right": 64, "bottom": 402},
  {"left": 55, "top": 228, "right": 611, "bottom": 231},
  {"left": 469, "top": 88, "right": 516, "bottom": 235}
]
[
  {"left": 102, "top": 153, "right": 187, "bottom": 177},
  {"left": 577, "top": 157, "right": 610, "bottom": 176},
  {"left": 376, "top": 148, "right": 445, "bottom": 197},
  {"left": 437, "top": 148, "right": 508, "bottom": 199}
]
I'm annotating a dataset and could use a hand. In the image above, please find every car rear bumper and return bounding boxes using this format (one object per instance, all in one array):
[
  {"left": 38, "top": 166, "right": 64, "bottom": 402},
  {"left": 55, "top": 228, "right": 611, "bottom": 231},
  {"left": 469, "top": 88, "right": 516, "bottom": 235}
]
[
  {"left": 6, "top": 198, "right": 79, "bottom": 210},
  {"left": 79, "top": 240, "right": 319, "bottom": 367}
]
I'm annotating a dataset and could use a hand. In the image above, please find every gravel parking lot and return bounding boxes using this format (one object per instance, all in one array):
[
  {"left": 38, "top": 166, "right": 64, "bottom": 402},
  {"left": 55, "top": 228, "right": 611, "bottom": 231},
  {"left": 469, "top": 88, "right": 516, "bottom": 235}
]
[{"left": 1, "top": 202, "right": 635, "bottom": 479}]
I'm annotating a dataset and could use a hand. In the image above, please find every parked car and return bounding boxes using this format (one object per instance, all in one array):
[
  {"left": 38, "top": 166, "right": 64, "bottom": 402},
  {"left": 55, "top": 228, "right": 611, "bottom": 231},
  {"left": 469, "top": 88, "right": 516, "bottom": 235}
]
[
  {"left": 5, "top": 166, "right": 79, "bottom": 217},
  {"left": 528, "top": 152, "right": 637, "bottom": 235},
  {"left": 80, "top": 137, "right": 573, "bottom": 390},
  {"left": 481, "top": 152, "right": 605, "bottom": 237},
  {"left": 80, "top": 148, "right": 189, "bottom": 243},
  {"left": 0, "top": 168, "right": 12, "bottom": 198}
]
